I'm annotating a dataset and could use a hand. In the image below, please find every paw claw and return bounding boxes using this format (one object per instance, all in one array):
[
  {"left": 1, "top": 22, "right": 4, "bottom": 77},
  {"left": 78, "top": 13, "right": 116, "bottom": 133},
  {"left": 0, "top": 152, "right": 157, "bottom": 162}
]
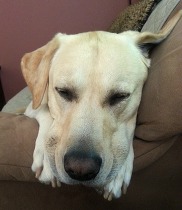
[
  {"left": 103, "top": 190, "right": 113, "bottom": 201},
  {"left": 57, "top": 180, "right": 61, "bottom": 187},
  {"left": 51, "top": 178, "right": 61, "bottom": 188},
  {"left": 51, "top": 178, "right": 56, "bottom": 188},
  {"left": 108, "top": 193, "right": 113, "bottom": 201},
  {"left": 122, "top": 183, "right": 128, "bottom": 194},
  {"left": 103, "top": 191, "right": 110, "bottom": 200},
  {"left": 122, "top": 184, "right": 128, "bottom": 194},
  {"left": 35, "top": 167, "right": 43, "bottom": 178}
]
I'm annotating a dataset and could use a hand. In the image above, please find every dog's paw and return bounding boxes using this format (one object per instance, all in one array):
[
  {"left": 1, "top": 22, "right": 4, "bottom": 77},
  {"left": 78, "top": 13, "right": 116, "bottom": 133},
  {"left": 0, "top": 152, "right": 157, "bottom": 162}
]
[
  {"left": 31, "top": 147, "right": 44, "bottom": 176},
  {"left": 103, "top": 165, "right": 125, "bottom": 201},
  {"left": 103, "top": 146, "right": 134, "bottom": 201},
  {"left": 38, "top": 155, "right": 61, "bottom": 188},
  {"left": 32, "top": 149, "right": 61, "bottom": 188},
  {"left": 103, "top": 178, "right": 122, "bottom": 201}
]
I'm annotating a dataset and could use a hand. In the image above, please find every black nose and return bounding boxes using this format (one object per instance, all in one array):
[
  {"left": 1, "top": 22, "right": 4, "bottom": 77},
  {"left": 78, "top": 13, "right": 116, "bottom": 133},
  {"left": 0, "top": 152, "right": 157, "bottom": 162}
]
[{"left": 64, "top": 150, "right": 102, "bottom": 181}]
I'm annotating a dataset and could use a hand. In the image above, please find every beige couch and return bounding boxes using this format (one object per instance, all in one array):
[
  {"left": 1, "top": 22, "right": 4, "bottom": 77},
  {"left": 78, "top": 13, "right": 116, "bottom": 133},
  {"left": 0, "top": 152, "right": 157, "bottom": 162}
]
[{"left": 0, "top": 1, "right": 182, "bottom": 209}]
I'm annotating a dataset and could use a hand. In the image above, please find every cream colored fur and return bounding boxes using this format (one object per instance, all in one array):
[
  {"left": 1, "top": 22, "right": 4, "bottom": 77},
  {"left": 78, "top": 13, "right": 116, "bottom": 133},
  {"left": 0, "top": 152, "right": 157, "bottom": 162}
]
[{"left": 21, "top": 11, "right": 182, "bottom": 200}]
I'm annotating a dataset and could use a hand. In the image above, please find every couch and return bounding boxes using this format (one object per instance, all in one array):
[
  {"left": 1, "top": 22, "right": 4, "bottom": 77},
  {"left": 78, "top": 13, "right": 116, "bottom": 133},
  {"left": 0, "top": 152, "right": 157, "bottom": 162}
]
[{"left": 0, "top": 1, "right": 182, "bottom": 209}]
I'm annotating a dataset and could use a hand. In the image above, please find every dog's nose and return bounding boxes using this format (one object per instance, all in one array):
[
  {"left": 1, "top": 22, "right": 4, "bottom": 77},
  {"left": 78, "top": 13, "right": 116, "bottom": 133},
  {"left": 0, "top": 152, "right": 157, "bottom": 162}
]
[{"left": 64, "top": 150, "right": 102, "bottom": 181}]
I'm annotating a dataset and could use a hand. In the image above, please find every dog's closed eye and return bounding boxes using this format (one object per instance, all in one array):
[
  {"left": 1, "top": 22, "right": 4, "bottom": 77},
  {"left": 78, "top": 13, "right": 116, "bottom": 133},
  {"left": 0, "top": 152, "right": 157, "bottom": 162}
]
[
  {"left": 108, "top": 92, "right": 130, "bottom": 106},
  {"left": 55, "top": 87, "right": 77, "bottom": 102}
]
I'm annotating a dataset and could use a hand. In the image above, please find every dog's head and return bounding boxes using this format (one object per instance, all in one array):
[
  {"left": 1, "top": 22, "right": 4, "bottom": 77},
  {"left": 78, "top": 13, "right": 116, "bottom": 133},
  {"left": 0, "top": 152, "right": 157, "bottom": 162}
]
[{"left": 21, "top": 13, "right": 180, "bottom": 189}]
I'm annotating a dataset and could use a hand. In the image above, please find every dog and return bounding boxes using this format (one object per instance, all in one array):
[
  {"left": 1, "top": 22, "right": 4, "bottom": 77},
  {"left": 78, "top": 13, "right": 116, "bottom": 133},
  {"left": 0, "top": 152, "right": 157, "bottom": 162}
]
[{"left": 21, "top": 11, "right": 182, "bottom": 200}]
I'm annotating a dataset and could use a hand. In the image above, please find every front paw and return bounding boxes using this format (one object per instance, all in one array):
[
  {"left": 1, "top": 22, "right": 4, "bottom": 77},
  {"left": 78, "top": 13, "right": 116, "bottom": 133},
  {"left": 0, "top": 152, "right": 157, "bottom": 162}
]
[
  {"left": 103, "top": 166, "right": 124, "bottom": 201},
  {"left": 32, "top": 150, "right": 61, "bottom": 188},
  {"left": 103, "top": 146, "right": 134, "bottom": 200},
  {"left": 31, "top": 147, "right": 44, "bottom": 178}
]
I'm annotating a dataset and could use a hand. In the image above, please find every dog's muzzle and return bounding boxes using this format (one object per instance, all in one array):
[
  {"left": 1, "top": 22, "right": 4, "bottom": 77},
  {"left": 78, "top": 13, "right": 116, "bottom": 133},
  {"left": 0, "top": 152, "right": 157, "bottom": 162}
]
[{"left": 64, "top": 149, "right": 102, "bottom": 181}]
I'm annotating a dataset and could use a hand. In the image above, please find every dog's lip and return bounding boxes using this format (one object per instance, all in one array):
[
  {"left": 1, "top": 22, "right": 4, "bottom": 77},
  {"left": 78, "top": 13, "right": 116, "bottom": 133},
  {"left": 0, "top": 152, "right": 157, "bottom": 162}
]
[
  {"left": 60, "top": 177, "right": 96, "bottom": 186},
  {"left": 58, "top": 172, "right": 105, "bottom": 187}
]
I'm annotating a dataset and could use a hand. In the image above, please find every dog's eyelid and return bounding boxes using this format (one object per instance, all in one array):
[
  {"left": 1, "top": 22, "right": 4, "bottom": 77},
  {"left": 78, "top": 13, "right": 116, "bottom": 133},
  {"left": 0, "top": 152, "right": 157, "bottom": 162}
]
[
  {"left": 108, "top": 92, "right": 130, "bottom": 106},
  {"left": 55, "top": 87, "right": 77, "bottom": 102}
]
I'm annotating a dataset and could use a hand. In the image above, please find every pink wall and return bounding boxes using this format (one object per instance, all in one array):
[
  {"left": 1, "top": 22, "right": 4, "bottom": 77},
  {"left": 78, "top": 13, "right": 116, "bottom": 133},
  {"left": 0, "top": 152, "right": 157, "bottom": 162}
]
[{"left": 0, "top": 0, "right": 129, "bottom": 101}]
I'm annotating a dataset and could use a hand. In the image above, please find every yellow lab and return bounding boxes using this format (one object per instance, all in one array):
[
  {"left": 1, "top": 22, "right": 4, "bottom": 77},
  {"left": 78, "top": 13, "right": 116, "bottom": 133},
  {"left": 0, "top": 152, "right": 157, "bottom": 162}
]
[{"left": 21, "top": 11, "right": 182, "bottom": 200}]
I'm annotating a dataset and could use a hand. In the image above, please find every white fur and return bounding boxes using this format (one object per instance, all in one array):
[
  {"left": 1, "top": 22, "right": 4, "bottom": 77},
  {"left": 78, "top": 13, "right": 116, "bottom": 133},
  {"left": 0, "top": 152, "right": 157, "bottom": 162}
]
[{"left": 22, "top": 12, "right": 181, "bottom": 199}]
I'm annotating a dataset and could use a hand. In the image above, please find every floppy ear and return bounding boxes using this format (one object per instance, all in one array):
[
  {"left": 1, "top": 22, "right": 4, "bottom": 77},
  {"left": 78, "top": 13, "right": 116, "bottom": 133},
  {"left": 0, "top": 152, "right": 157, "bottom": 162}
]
[
  {"left": 124, "top": 10, "right": 182, "bottom": 57},
  {"left": 21, "top": 34, "right": 61, "bottom": 109}
]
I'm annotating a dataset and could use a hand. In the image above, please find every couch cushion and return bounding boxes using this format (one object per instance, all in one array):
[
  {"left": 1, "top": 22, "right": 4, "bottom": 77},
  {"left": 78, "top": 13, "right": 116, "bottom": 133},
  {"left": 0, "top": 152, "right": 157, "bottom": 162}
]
[
  {"left": 141, "top": 0, "right": 180, "bottom": 33},
  {"left": 0, "top": 111, "right": 177, "bottom": 181},
  {"left": 2, "top": 87, "right": 31, "bottom": 114},
  {"left": 0, "top": 112, "right": 38, "bottom": 181},
  {"left": 135, "top": 2, "right": 182, "bottom": 142},
  {"left": 133, "top": 1, "right": 182, "bottom": 170}
]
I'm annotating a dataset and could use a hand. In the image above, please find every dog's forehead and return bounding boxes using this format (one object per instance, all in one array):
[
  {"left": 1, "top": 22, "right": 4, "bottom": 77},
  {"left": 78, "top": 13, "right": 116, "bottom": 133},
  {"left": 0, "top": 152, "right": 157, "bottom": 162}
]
[{"left": 51, "top": 32, "right": 147, "bottom": 90}]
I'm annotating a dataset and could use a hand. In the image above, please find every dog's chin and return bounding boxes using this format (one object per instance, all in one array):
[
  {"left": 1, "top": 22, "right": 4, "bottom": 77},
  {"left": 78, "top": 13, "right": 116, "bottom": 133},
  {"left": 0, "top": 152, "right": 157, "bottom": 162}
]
[
  {"left": 59, "top": 176, "right": 107, "bottom": 189},
  {"left": 62, "top": 178, "right": 102, "bottom": 187},
  {"left": 55, "top": 167, "right": 116, "bottom": 189}
]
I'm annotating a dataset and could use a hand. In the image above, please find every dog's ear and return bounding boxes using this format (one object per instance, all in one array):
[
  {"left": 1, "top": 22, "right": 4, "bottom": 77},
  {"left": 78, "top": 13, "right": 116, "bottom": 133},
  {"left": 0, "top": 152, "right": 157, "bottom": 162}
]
[
  {"left": 21, "top": 34, "right": 61, "bottom": 109},
  {"left": 123, "top": 10, "right": 182, "bottom": 58}
]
